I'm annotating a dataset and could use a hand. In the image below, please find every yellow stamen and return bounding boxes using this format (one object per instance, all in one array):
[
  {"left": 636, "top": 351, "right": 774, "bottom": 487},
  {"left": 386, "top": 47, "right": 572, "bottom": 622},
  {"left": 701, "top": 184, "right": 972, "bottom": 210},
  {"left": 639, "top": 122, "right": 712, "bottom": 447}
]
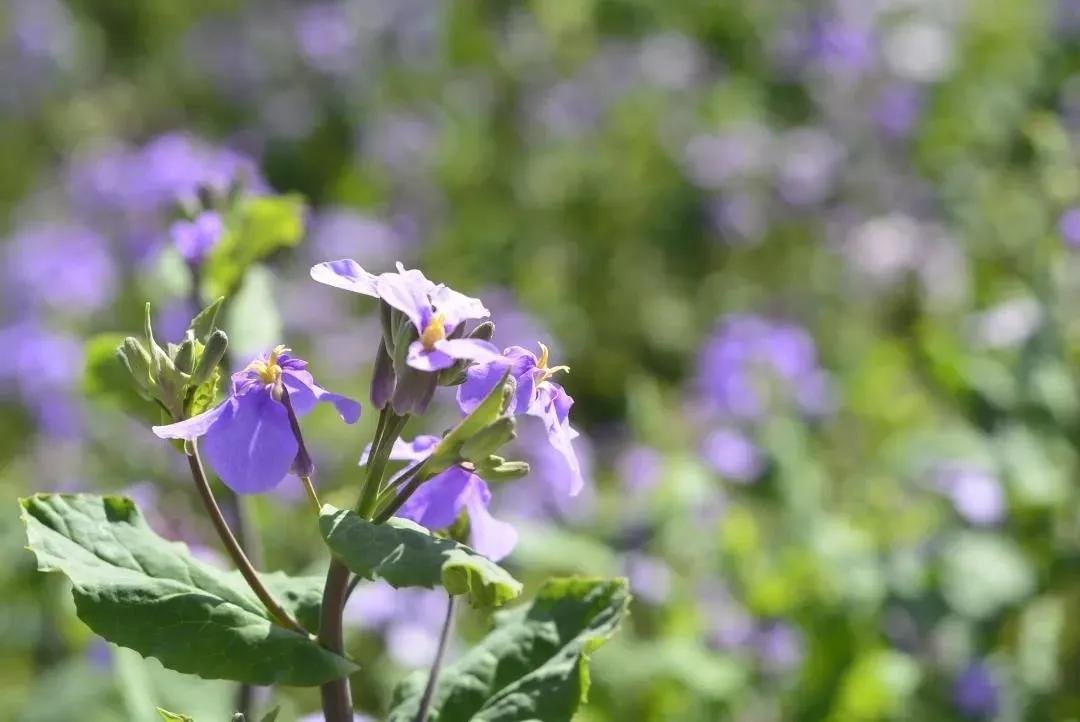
[
  {"left": 536, "top": 342, "right": 569, "bottom": 382},
  {"left": 420, "top": 313, "right": 447, "bottom": 351},
  {"left": 246, "top": 345, "right": 290, "bottom": 385}
]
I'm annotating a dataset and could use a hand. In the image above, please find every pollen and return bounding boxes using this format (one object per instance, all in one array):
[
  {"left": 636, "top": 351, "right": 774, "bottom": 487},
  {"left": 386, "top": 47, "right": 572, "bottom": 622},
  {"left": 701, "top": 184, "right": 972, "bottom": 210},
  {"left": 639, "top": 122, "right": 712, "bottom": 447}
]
[
  {"left": 247, "top": 345, "right": 290, "bottom": 385},
  {"left": 420, "top": 313, "right": 447, "bottom": 351}
]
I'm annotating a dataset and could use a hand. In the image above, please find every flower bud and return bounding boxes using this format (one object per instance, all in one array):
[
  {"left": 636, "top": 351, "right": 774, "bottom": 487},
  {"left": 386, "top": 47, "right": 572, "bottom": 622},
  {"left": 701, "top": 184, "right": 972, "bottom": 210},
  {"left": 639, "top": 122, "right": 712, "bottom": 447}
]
[
  {"left": 117, "top": 337, "right": 154, "bottom": 400},
  {"left": 475, "top": 458, "right": 530, "bottom": 482},
  {"left": 173, "top": 337, "right": 196, "bottom": 375},
  {"left": 371, "top": 338, "right": 395, "bottom": 410},
  {"left": 459, "top": 417, "right": 516, "bottom": 462},
  {"left": 190, "top": 330, "right": 228, "bottom": 386}
]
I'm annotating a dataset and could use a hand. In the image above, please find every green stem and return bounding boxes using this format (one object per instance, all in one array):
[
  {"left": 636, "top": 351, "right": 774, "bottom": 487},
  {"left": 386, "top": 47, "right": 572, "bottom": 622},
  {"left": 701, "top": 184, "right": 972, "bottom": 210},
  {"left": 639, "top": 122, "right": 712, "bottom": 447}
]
[
  {"left": 415, "top": 594, "right": 456, "bottom": 722},
  {"left": 356, "top": 410, "right": 409, "bottom": 519},
  {"left": 185, "top": 442, "right": 307, "bottom": 636}
]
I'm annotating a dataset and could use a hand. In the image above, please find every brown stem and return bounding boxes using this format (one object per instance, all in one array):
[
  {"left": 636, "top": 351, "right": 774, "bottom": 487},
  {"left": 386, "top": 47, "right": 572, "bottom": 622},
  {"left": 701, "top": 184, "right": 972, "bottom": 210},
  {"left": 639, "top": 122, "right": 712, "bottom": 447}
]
[
  {"left": 318, "top": 559, "right": 354, "bottom": 722},
  {"left": 185, "top": 442, "right": 308, "bottom": 636}
]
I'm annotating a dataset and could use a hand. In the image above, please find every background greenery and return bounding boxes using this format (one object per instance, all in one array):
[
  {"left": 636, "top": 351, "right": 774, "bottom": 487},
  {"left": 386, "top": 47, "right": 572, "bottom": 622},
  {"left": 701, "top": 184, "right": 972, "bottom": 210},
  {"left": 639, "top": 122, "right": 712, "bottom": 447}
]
[{"left": 3, "top": 0, "right": 1080, "bottom": 720}]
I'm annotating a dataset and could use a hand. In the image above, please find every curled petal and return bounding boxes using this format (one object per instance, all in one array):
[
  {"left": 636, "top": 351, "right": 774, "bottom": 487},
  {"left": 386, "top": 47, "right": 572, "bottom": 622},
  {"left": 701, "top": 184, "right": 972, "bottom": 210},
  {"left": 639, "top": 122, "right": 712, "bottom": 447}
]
[
  {"left": 436, "top": 338, "right": 507, "bottom": 364},
  {"left": 528, "top": 386, "right": 584, "bottom": 497},
  {"left": 201, "top": 389, "right": 299, "bottom": 494},
  {"left": 152, "top": 400, "right": 231, "bottom": 440},
  {"left": 282, "top": 368, "right": 361, "bottom": 423},
  {"left": 310, "top": 259, "right": 379, "bottom": 296},
  {"left": 429, "top": 285, "right": 490, "bottom": 327},
  {"left": 457, "top": 348, "right": 536, "bottom": 416}
]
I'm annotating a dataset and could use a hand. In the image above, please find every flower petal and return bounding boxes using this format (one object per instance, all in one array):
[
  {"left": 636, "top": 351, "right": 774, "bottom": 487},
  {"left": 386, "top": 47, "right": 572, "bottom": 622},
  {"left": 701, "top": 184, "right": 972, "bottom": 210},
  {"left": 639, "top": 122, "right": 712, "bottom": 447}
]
[
  {"left": 429, "top": 284, "right": 489, "bottom": 327},
  {"left": 375, "top": 272, "right": 431, "bottom": 331},
  {"left": 406, "top": 341, "right": 455, "bottom": 372},
  {"left": 201, "top": 388, "right": 299, "bottom": 494},
  {"left": 282, "top": 368, "right": 361, "bottom": 423},
  {"left": 360, "top": 435, "right": 440, "bottom": 466},
  {"left": 397, "top": 466, "right": 472, "bottom": 531},
  {"left": 528, "top": 385, "right": 584, "bottom": 496},
  {"left": 435, "top": 338, "right": 506, "bottom": 364},
  {"left": 310, "top": 259, "right": 379, "bottom": 296},
  {"left": 461, "top": 477, "right": 518, "bottom": 561},
  {"left": 152, "top": 400, "right": 231, "bottom": 440}
]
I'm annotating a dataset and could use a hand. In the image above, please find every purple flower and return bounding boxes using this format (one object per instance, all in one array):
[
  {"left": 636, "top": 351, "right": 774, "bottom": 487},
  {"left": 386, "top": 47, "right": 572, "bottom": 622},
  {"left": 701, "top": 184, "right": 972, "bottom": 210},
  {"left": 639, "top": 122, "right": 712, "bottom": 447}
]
[
  {"left": 1059, "top": 208, "right": 1080, "bottom": 248},
  {"left": 4, "top": 223, "right": 117, "bottom": 316},
  {"left": 952, "top": 662, "right": 1000, "bottom": 718},
  {"left": 310, "top": 259, "right": 503, "bottom": 372},
  {"left": 153, "top": 346, "right": 360, "bottom": 493},
  {"left": 362, "top": 436, "right": 518, "bottom": 560},
  {"left": 755, "top": 621, "right": 805, "bottom": 674},
  {"left": 617, "top": 445, "right": 663, "bottom": 495},
  {"left": 696, "top": 315, "right": 834, "bottom": 421},
  {"left": 344, "top": 580, "right": 448, "bottom": 668},
  {"left": 701, "top": 427, "right": 764, "bottom": 483},
  {"left": 622, "top": 552, "right": 673, "bottom": 605},
  {"left": 170, "top": 211, "right": 224, "bottom": 265},
  {"left": 458, "top": 344, "right": 583, "bottom": 497}
]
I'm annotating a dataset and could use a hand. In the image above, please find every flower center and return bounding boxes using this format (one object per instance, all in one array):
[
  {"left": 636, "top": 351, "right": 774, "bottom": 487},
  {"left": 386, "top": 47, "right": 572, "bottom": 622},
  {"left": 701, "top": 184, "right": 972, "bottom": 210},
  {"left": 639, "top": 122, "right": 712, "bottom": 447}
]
[
  {"left": 536, "top": 342, "right": 570, "bottom": 382},
  {"left": 420, "top": 313, "right": 447, "bottom": 351},
  {"left": 247, "top": 344, "right": 289, "bottom": 385}
]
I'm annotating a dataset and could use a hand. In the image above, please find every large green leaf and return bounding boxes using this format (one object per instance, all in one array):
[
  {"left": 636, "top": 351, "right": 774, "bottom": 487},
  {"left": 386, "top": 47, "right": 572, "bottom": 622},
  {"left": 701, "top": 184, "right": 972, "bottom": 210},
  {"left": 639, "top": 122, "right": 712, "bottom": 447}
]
[
  {"left": 387, "top": 577, "right": 630, "bottom": 722},
  {"left": 204, "top": 194, "right": 306, "bottom": 297},
  {"left": 21, "top": 494, "right": 356, "bottom": 686},
  {"left": 320, "top": 505, "right": 522, "bottom": 608}
]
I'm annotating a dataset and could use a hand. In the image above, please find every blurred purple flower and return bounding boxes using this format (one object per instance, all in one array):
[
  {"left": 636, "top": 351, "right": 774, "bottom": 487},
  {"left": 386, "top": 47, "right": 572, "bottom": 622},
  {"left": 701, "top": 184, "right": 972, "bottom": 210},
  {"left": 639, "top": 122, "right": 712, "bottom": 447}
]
[
  {"left": 805, "top": 18, "right": 876, "bottom": 74},
  {"left": 873, "top": 84, "right": 924, "bottom": 139},
  {"left": 935, "top": 463, "right": 1006, "bottom": 526},
  {"left": 154, "top": 346, "right": 360, "bottom": 493},
  {"left": 775, "top": 128, "right": 842, "bottom": 207},
  {"left": 344, "top": 580, "right": 448, "bottom": 667},
  {"left": 8, "top": 0, "right": 76, "bottom": 66},
  {"left": 4, "top": 223, "right": 116, "bottom": 316},
  {"left": 696, "top": 315, "right": 834, "bottom": 421},
  {"left": 617, "top": 445, "right": 663, "bottom": 495},
  {"left": 459, "top": 344, "right": 582, "bottom": 496},
  {"left": 363, "top": 435, "right": 518, "bottom": 560},
  {"left": 952, "top": 662, "right": 1000, "bottom": 719},
  {"left": 622, "top": 552, "right": 673, "bottom": 605},
  {"left": 701, "top": 427, "right": 763, "bottom": 483},
  {"left": 307, "top": 208, "right": 410, "bottom": 268},
  {"left": 755, "top": 621, "right": 805, "bottom": 674},
  {"left": 1059, "top": 208, "right": 1080, "bottom": 248},
  {"left": 170, "top": 211, "right": 224, "bottom": 265},
  {"left": 295, "top": 3, "right": 359, "bottom": 75},
  {"left": 682, "top": 125, "right": 771, "bottom": 190}
]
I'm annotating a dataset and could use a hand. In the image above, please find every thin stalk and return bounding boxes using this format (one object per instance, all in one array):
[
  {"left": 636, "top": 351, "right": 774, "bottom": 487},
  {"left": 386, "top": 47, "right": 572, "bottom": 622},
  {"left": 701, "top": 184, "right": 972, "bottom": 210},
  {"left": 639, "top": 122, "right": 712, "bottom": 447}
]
[
  {"left": 185, "top": 442, "right": 308, "bottom": 636},
  {"left": 300, "top": 475, "right": 321, "bottom": 513},
  {"left": 415, "top": 595, "right": 456, "bottom": 722}
]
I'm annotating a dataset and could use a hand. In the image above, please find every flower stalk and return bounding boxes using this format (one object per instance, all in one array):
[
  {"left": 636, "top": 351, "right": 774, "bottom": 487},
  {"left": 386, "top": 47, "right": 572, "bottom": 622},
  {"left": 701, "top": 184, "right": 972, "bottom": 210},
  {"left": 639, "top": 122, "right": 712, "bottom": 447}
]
[{"left": 185, "top": 441, "right": 308, "bottom": 636}]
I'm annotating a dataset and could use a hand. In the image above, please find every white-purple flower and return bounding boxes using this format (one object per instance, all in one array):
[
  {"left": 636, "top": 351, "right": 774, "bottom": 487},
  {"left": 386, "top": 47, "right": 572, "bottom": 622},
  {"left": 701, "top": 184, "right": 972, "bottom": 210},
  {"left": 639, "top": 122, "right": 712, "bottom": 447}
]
[
  {"left": 457, "top": 344, "right": 583, "bottom": 497},
  {"left": 153, "top": 346, "right": 360, "bottom": 493},
  {"left": 310, "top": 259, "right": 503, "bottom": 372},
  {"left": 361, "top": 435, "right": 517, "bottom": 560}
]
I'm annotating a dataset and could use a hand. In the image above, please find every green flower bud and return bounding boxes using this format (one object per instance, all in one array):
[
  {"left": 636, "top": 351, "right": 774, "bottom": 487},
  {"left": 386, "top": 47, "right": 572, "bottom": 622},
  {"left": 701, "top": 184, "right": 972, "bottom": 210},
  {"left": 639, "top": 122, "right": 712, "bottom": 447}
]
[
  {"left": 459, "top": 417, "right": 517, "bottom": 462},
  {"left": 190, "top": 329, "right": 228, "bottom": 386}
]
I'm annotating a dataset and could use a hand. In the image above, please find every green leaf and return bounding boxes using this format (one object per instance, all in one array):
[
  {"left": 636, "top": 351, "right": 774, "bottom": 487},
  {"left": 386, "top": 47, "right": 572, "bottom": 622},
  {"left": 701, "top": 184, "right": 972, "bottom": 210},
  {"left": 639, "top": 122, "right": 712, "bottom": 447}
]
[
  {"left": 157, "top": 709, "right": 194, "bottom": 721},
  {"left": 387, "top": 577, "right": 630, "bottom": 722},
  {"left": 189, "top": 297, "right": 225, "bottom": 341},
  {"left": 320, "top": 505, "right": 522, "bottom": 608},
  {"left": 21, "top": 494, "right": 357, "bottom": 686},
  {"left": 260, "top": 707, "right": 281, "bottom": 722},
  {"left": 204, "top": 194, "right": 306, "bottom": 297}
]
